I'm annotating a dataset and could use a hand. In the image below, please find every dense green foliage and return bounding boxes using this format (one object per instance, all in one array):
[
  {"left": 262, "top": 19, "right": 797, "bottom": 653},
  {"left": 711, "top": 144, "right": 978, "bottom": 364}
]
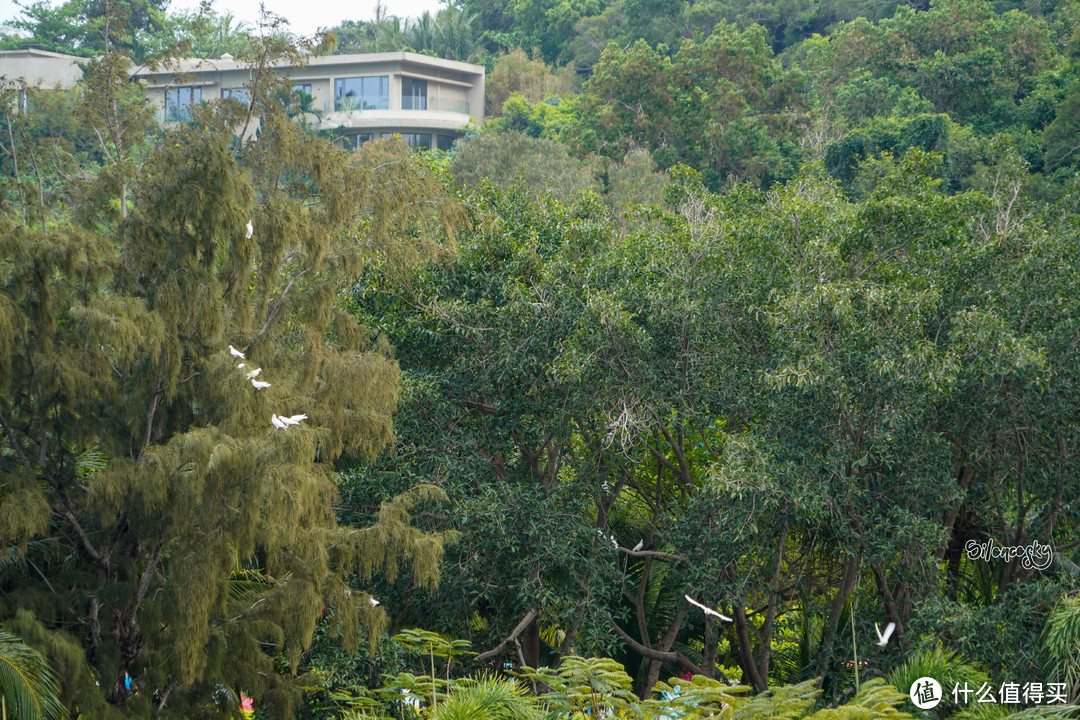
[
  {"left": 346, "top": 151, "right": 1079, "bottom": 702},
  {"left": 0, "top": 27, "right": 460, "bottom": 720}
]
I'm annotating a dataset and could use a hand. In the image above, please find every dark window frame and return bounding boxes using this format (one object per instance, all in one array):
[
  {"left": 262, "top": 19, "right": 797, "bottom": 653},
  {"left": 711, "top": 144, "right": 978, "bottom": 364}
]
[
  {"left": 401, "top": 77, "right": 427, "bottom": 110},
  {"left": 164, "top": 86, "right": 203, "bottom": 122},
  {"left": 334, "top": 76, "right": 389, "bottom": 111}
]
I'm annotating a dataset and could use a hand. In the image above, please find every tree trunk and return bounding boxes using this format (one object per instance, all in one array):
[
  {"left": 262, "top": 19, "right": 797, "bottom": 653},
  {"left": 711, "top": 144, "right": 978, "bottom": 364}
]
[
  {"left": 520, "top": 614, "right": 540, "bottom": 669},
  {"left": 814, "top": 556, "right": 859, "bottom": 687},
  {"left": 702, "top": 614, "right": 718, "bottom": 678},
  {"left": 734, "top": 606, "right": 767, "bottom": 691}
]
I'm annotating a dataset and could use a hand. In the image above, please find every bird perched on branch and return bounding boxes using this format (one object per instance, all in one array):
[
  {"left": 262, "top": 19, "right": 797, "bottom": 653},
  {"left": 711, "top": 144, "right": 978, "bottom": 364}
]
[
  {"left": 271, "top": 413, "right": 307, "bottom": 430},
  {"left": 229, "top": 345, "right": 245, "bottom": 359},
  {"left": 251, "top": 379, "right": 271, "bottom": 390}
]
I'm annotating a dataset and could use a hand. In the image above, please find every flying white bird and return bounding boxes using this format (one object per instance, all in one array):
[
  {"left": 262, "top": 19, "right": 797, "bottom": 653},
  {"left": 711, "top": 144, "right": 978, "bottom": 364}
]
[
  {"left": 229, "top": 345, "right": 245, "bottom": 359},
  {"left": 271, "top": 414, "right": 287, "bottom": 430},
  {"left": 246, "top": 368, "right": 262, "bottom": 379},
  {"left": 369, "top": 597, "right": 380, "bottom": 607},
  {"left": 282, "top": 414, "right": 308, "bottom": 426},
  {"left": 251, "top": 379, "right": 271, "bottom": 390},
  {"left": 685, "top": 595, "right": 733, "bottom": 622},
  {"left": 246, "top": 221, "right": 253, "bottom": 239},
  {"left": 875, "top": 622, "right": 896, "bottom": 647},
  {"left": 632, "top": 540, "right": 644, "bottom": 552}
]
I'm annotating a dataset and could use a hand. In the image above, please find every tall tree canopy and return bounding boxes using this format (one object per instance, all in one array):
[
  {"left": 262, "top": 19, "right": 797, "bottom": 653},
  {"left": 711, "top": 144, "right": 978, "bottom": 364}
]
[{"left": 0, "top": 35, "right": 460, "bottom": 720}]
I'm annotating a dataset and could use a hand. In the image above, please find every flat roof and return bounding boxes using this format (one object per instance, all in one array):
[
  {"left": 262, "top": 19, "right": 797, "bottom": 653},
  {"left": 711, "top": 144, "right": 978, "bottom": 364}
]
[
  {"left": 0, "top": 48, "right": 88, "bottom": 61},
  {"left": 132, "top": 51, "right": 483, "bottom": 79}
]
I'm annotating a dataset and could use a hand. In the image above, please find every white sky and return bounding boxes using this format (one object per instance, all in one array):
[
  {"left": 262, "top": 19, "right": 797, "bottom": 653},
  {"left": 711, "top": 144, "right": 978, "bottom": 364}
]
[{"left": 1, "top": 0, "right": 450, "bottom": 38}]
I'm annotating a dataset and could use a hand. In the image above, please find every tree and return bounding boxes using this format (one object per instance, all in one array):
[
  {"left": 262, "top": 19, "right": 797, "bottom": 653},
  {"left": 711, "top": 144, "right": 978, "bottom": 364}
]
[
  {"left": 348, "top": 144, "right": 1080, "bottom": 698},
  {"left": 149, "top": 8, "right": 251, "bottom": 62},
  {"left": 449, "top": 130, "right": 599, "bottom": 203},
  {"left": 577, "top": 25, "right": 805, "bottom": 189},
  {"left": 484, "top": 49, "right": 576, "bottom": 117},
  {"left": 0, "top": 33, "right": 461, "bottom": 720},
  {"left": 0, "top": 1, "right": 90, "bottom": 55},
  {"left": 0, "top": 0, "right": 169, "bottom": 56}
]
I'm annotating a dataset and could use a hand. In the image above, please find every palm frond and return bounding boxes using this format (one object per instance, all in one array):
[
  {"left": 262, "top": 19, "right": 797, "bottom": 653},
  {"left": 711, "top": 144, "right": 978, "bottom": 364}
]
[
  {"left": 1041, "top": 596, "right": 1080, "bottom": 701},
  {"left": 0, "top": 627, "right": 64, "bottom": 720},
  {"left": 887, "top": 647, "right": 990, "bottom": 714},
  {"left": 431, "top": 673, "right": 543, "bottom": 720},
  {"left": 806, "top": 678, "right": 914, "bottom": 720}
]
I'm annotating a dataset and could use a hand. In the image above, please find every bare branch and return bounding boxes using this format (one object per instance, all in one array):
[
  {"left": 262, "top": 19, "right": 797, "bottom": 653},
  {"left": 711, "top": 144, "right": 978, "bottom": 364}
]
[
  {"left": 475, "top": 607, "right": 541, "bottom": 662},
  {"left": 616, "top": 546, "right": 688, "bottom": 563},
  {"left": 611, "top": 622, "right": 703, "bottom": 675},
  {"left": 0, "top": 403, "right": 32, "bottom": 471}
]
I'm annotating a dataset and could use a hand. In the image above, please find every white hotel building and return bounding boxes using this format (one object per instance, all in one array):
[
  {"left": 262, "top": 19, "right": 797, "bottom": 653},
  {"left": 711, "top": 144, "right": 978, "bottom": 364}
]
[{"left": 1, "top": 48, "right": 485, "bottom": 150}]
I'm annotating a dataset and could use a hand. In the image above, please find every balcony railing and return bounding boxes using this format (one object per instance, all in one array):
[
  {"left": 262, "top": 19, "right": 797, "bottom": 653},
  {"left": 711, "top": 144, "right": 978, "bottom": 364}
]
[
  {"left": 427, "top": 97, "right": 469, "bottom": 115},
  {"left": 323, "top": 97, "right": 471, "bottom": 115}
]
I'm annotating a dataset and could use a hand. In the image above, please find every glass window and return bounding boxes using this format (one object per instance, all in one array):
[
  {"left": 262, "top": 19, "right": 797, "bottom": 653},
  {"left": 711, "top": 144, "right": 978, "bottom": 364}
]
[
  {"left": 221, "top": 87, "right": 250, "bottom": 104},
  {"left": 401, "top": 77, "right": 427, "bottom": 110},
  {"left": 292, "top": 83, "right": 312, "bottom": 95},
  {"left": 380, "top": 132, "right": 432, "bottom": 149},
  {"left": 164, "top": 86, "right": 202, "bottom": 121},
  {"left": 340, "top": 133, "right": 373, "bottom": 150},
  {"left": 437, "top": 134, "right": 454, "bottom": 151},
  {"left": 334, "top": 76, "right": 388, "bottom": 111}
]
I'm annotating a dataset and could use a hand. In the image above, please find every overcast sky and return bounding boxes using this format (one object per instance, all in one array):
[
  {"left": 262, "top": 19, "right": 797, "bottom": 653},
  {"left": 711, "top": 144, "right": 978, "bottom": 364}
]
[{"left": 1, "top": 0, "right": 450, "bottom": 38}]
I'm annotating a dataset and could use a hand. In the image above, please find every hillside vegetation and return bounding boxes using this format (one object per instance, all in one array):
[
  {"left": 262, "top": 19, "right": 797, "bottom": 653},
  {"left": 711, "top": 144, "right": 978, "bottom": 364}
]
[{"left": 1, "top": 1, "right": 1079, "bottom": 718}]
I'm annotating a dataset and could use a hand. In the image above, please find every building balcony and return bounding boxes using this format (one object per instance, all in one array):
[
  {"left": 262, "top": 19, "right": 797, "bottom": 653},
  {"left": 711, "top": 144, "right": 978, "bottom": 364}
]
[
  {"left": 326, "top": 96, "right": 469, "bottom": 116},
  {"left": 316, "top": 101, "right": 474, "bottom": 134}
]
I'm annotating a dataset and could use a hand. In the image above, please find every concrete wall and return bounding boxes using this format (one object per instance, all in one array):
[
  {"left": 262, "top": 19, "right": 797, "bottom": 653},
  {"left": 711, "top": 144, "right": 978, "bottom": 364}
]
[{"left": 0, "top": 49, "right": 84, "bottom": 89}]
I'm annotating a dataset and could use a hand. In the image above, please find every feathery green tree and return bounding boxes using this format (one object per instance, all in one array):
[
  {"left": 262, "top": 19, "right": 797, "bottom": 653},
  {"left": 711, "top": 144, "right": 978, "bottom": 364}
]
[{"left": 0, "top": 29, "right": 460, "bottom": 720}]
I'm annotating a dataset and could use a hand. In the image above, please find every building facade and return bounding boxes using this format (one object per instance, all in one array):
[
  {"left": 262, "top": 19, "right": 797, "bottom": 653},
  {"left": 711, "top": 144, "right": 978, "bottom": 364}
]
[
  {"left": 0, "top": 48, "right": 86, "bottom": 90},
  {"left": 130, "top": 51, "right": 485, "bottom": 150}
]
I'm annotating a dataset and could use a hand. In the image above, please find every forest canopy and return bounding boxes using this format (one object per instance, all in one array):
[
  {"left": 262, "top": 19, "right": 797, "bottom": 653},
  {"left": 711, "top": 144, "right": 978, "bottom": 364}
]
[{"left": 0, "top": 0, "right": 1079, "bottom": 718}]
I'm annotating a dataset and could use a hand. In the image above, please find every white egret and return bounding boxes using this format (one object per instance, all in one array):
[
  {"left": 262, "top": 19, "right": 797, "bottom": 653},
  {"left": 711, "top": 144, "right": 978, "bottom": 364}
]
[
  {"left": 246, "top": 368, "right": 262, "bottom": 379},
  {"left": 237, "top": 363, "right": 246, "bottom": 369},
  {"left": 684, "top": 595, "right": 733, "bottom": 622},
  {"left": 246, "top": 221, "right": 253, "bottom": 239},
  {"left": 632, "top": 540, "right": 644, "bottom": 552},
  {"left": 875, "top": 622, "right": 896, "bottom": 647},
  {"left": 369, "top": 597, "right": 380, "bottom": 607},
  {"left": 282, "top": 414, "right": 307, "bottom": 426},
  {"left": 251, "top": 379, "right": 271, "bottom": 390},
  {"left": 229, "top": 345, "right": 245, "bottom": 359},
  {"left": 399, "top": 690, "right": 420, "bottom": 711},
  {"left": 271, "top": 414, "right": 287, "bottom": 430}
]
